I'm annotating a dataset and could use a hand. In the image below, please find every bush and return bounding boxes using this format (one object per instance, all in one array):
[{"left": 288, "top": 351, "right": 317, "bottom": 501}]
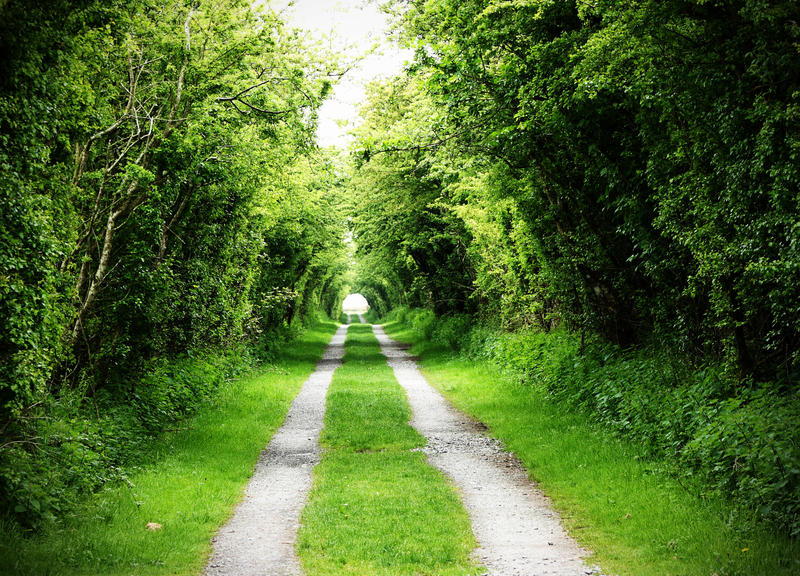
[
  {"left": 431, "top": 314, "right": 473, "bottom": 350},
  {"left": 251, "top": 322, "right": 296, "bottom": 362},
  {"left": 541, "top": 340, "right": 799, "bottom": 535},
  {"left": 683, "top": 387, "right": 800, "bottom": 535},
  {"left": 0, "top": 348, "right": 251, "bottom": 530},
  {"left": 392, "top": 307, "right": 800, "bottom": 536},
  {"left": 363, "top": 308, "right": 381, "bottom": 324},
  {"left": 131, "top": 350, "right": 249, "bottom": 432},
  {"left": 536, "top": 339, "right": 800, "bottom": 535},
  {"left": 385, "top": 306, "right": 410, "bottom": 324},
  {"left": 409, "top": 309, "right": 436, "bottom": 340}
]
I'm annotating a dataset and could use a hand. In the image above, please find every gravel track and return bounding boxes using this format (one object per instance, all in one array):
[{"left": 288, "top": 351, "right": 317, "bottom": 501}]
[
  {"left": 373, "top": 324, "right": 595, "bottom": 576},
  {"left": 203, "top": 322, "right": 596, "bottom": 576},
  {"left": 203, "top": 325, "right": 347, "bottom": 576}
]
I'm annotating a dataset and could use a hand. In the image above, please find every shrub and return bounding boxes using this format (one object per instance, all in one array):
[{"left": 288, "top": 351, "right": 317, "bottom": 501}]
[
  {"left": 391, "top": 307, "right": 800, "bottom": 535},
  {"left": 683, "top": 387, "right": 800, "bottom": 535},
  {"left": 385, "top": 306, "right": 410, "bottom": 324},
  {"left": 0, "top": 348, "right": 251, "bottom": 530},
  {"left": 431, "top": 314, "right": 473, "bottom": 350},
  {"left": 540, "top": 340, "right": 800, "bottom": 535},
  {"left": 409, "top": 309, "right": 436, "bottom": 340},
  {"left": 363, "top": 308, "right": 381, "bottom": 324},
  {"left": 252, "top": 322, "right": 296, "bottom": 362},
  {"left": 131, "top": 350, "right": 249, "bottom": 432}
]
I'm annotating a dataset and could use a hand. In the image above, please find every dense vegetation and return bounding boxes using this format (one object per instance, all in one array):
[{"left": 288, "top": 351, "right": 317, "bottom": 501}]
[
  {"left": 384, "top": 314, "right": 800, "bottom": 575},
  {"left": 0, "top": 0, "right": 348, "bottom": 529},
  {"left": 1, "top": 322, "right": 340, "bottom": 576},
  {"left": 350, "top": 0, "right": 800, "bottom": 535},
  {"left": 3, "top": 0, "right": 798, "bottom": 551}
]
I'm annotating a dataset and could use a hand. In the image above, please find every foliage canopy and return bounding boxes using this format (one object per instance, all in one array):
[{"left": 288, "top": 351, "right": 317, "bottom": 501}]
[
  {"left": 0, "top": 0, "right": 348, "bottom": 527},
  {"left": 348, "top": 0, "right": 800, "bottom": 534}
]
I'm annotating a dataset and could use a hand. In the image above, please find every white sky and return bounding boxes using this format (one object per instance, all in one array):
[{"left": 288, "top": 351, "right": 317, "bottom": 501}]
[{"left": 273, "top": 0, "right": 413, "bottom": 148}]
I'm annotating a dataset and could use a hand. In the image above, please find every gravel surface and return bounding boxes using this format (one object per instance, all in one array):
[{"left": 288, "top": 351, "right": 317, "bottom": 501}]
[
  {"left": 373, "top": 324, "right": 597, "bottom": 576},
  {"left": 203, "top": 325, "right": 347, "bottom": 576}
]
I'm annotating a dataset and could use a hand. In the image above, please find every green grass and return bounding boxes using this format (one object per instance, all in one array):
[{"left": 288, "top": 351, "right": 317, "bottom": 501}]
[
  {"left": 297, "top": 324, "right": 481, "bottom": 576},
  {"left": 383, "top": 320, "right": 800, "bottom": 576},
  {"left": 0, "top": 321, "right": 339, "bottom": 576},
  {"left": 320, "top": 334, "right": 420, "bottom": 451}
]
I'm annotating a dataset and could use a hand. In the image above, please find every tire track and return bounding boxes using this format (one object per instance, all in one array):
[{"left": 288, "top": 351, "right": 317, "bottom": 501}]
[
  {"left": 204, "top": 325, "right": 347, "bottom": 576},
  {"left": 373, "top": 324, "right": 596, "bottom": 576}
]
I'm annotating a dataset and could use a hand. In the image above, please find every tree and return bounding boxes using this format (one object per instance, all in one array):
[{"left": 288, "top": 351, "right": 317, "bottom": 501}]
[
  {"left": 351, "top": 77, "right": 476, "bottom": 315},
  {"left": 374, "top": 0, "right": 800, "bottom": 378},
  {"left": 0, "top": 0, "right": 348, "bottom": 527}
]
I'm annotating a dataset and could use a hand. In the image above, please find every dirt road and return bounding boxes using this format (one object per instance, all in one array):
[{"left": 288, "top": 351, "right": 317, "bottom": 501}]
[{"left": 204, "top": 322, "right": 596, "bottom": 576}]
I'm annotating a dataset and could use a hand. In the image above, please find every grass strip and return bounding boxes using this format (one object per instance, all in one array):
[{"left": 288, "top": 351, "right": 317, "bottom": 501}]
[
  {"left": 297, "top": 323, "right": 481, "bottom": 576},
  {"left": 0, "top": 321, "right": 339, "bottom": 576},
  {"left": 383, "top": 321, "right": 800, "bottom": 576}
]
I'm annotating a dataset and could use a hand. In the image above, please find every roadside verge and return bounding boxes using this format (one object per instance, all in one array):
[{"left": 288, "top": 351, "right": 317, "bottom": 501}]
[{"left": 383, "top": 320, "right": 800, "bottom": 576}]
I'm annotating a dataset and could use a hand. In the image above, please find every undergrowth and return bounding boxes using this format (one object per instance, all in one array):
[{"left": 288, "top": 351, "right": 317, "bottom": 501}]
[
  {"left": 384, "top": 306, "right": 800, "bottom": 537},
  {"left": 0, "top": 320, "right": 303, "bottom": 531},
  {"left": 363, "top": 308, "right": 380, "bottom": 324},
  {"left": 0, "top": 321, "right": 338, "bottom": 575}
]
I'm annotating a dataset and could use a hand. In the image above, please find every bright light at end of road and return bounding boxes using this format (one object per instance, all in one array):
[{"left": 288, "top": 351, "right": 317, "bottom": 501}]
[{"left": 342, "top": 293, "right": 370, "bottom": 312}]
